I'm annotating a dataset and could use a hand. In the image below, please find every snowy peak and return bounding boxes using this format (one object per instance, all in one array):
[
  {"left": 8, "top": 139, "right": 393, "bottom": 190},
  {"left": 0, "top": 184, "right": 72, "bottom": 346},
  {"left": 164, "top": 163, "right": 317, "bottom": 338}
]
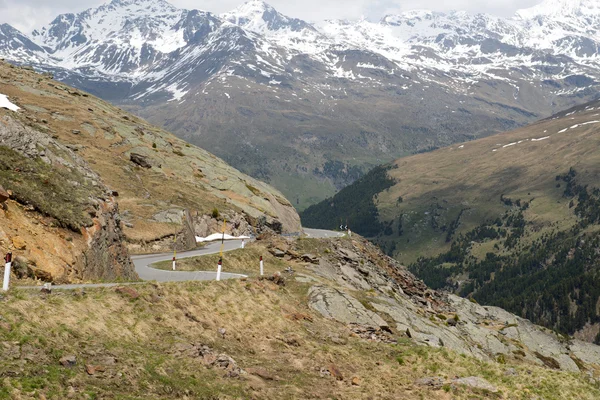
[
  {"left": 1, "top": 0, "right": 600, "bottom": 106},
  {"left": 31, "top": 0, "right": 185, "bottom": 53},
  {"left": 103, "top": 0, "right": 180, "bottom": 14},
  {"left": 380, "top": 10, "right": 435, "bottom": 26},
  {"left": 221, "top": 0, "right": 314, "bottom": 33},
  {"left": 0, "top": 24, "right": 48, "bottom": 64},
  {"left": 515, "top": 0, "right": 600, "bottom": 19},
  {"left": 108, "top": 0, "right": 169, "bottom": 6}
]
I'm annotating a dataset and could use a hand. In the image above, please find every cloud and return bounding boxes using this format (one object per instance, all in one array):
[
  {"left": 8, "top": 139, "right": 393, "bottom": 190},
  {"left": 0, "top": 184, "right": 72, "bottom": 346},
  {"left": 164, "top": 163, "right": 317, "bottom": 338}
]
[{"left": 0, "top": 0, "right": 543, "bottom": 33}]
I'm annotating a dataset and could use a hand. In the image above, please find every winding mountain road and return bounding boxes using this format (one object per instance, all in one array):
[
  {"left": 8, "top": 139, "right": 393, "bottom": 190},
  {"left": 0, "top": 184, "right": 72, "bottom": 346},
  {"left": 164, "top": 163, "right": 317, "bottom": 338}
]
[
  {"left": 16, "top": 228, "right": 343, "bottom": 290},
  {"left": 303, "top": 228, "right": 345, "bottom": 239}
]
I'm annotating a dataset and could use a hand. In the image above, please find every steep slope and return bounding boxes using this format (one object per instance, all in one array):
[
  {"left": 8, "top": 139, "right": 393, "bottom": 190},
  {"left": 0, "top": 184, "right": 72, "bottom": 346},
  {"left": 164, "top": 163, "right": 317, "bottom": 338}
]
[
  {"left": 302, "top": 98, "right": 600, "bottom": 340},
  {"left": 1, "top": 0, "right": 600, "bottom": 208},
  {"left": 0, "top": 60, "right": 301, "bottom": 283},
  {"left": 3, "top": 235, "right": 600, "bottom": 398}
]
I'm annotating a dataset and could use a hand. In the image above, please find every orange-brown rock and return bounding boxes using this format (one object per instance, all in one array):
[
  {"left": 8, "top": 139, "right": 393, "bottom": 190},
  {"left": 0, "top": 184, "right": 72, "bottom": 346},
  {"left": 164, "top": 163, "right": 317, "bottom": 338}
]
[
  {"left": 0, "top": 185, "right": 8, "bottom": 203},
  {"left": 115, "top": 286, "right": 140, "bottom": 299},
  {"left": 11, "top": 236, "right": 26, "bottom": 250}
]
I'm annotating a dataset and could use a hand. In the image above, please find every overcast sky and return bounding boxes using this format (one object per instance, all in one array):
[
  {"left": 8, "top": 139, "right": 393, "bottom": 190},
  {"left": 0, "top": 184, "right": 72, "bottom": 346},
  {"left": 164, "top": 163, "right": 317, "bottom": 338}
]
[{"left": 0, "top": 0, "right": 542, "bottom": 33}]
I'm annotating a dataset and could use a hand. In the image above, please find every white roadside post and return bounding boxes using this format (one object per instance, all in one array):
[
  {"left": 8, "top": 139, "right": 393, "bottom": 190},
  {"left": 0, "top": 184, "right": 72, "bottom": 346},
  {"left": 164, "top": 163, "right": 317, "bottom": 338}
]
[
  {"left": 259, "top": 256, "right": 264, "bottom": 276},
  {"left": 3, "top": 252, "right": 12, "bottom": 292},
  {"left": 216, "top": 258, "right": 222, "bottom": 281},
  {"left": 172, "top": 234, "right": 177, "bottom": 271},
  {"left": 241, "top": 239, "right": 245, "bottom": 249}
]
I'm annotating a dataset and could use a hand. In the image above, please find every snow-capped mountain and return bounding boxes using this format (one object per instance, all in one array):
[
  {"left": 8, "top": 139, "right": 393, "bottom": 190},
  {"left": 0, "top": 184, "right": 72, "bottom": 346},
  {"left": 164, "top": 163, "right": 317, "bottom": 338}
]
[
  {"left": 1, "top": 0, "right": 599, "bottom": 208},
  {"left": 3, "top": 0, "right": 597, "bottom": 100},
  {"left": 0, "top": 23, "right": 49, "bottom": 64},
  {"left": 221, "top": 0, "right": 315, "bottom": 33},
  {"left": 27, "top": 0, "right": 223, "bottom": 77}
]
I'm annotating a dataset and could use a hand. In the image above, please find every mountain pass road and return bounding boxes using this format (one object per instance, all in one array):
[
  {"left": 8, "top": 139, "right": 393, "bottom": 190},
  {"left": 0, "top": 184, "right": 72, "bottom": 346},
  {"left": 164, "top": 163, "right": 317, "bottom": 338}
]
[{"left": 15, "top": 228, "right": 342, "bottom": 290}]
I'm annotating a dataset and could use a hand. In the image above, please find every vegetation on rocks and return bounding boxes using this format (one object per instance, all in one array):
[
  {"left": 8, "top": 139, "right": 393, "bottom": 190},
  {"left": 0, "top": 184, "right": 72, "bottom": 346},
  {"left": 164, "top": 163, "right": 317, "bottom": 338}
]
[{"left": 0, "top": 146, "right": 100, "bottom": 231}]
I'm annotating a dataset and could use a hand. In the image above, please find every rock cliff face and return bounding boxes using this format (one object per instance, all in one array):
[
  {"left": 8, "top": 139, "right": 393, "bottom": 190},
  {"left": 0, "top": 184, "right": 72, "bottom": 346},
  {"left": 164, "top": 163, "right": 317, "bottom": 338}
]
[
  {"left": 0, "top": 112, "right": 136, "bottom": 283},
  {"left": 81, "top": 200, "right": 137, "bottom": 281}
]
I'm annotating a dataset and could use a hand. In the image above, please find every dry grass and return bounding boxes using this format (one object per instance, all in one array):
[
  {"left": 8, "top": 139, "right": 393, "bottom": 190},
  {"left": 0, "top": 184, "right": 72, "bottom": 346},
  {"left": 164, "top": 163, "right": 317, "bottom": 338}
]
[
  {"left": 2, "top": 277, "right": 599, "bottom": 400},
  {"left": 3, "top": 242, "right": 600, "bottom": 400}
]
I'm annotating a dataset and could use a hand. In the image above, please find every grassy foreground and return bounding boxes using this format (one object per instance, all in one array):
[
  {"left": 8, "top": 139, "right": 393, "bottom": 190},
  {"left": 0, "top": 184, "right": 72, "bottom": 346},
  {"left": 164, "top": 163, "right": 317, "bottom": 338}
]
[{"left": 2, "top": 250, "right": 600, "bottom": 399}]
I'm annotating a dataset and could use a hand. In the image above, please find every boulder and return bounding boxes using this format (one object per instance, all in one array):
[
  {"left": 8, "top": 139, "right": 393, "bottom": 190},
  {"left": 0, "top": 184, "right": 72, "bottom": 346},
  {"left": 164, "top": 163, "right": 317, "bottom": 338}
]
[
  {"left": 416, "top": 377, "right": 444, "bottom": 389},
  {"left": 59, "top": 355, "right": 77, "bottom": 367},
  {"left": 308, "top": 286, "right": 388, "bottom": 329},
  {"left": 285, "top": 249, "right": 300, "bottom": 259},
  {"left": 129, "top": 153, "right": 152, "bottom": 169},
  {"left": 452, "top": 376, "right": 498, "bottom": 393},
  {"left": 85, "top": 364, "right": 105, "bottom": 375},
  {"left": 270, "top": 249, "right": 286, "bottom": 258},
  {"left": 31, "top": 268, "right": 53, "bottom": 282},
  {"left": 301, "top": 254, "right": 319, "bottom": 263},
  {"left": 11, "top": 236, "right": 26, "bottom": 250}
]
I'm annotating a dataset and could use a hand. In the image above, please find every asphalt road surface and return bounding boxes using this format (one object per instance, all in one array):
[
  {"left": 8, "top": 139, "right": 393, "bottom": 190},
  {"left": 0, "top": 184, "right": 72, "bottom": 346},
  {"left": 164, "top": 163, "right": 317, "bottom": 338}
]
[
  {"left": 16, "top": 228, "right": 341, "bottom": 290},
  {"left": 17, "top": 240, "right": 246, "bottom": 290},
  {"left": 131, "top": 240, "right": 246, "bottom": 282},
  {"left": 303, "top": 228, "right": 345, "bottom": 238}
]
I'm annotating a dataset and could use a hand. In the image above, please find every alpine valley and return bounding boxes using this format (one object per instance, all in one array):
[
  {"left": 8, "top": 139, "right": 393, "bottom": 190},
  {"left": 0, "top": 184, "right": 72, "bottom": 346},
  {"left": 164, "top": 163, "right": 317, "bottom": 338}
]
[
  {"left": 1, "top": 0, "right": 600, "bottom": 208},
  {"left": 302, "top": 95, "right": 600, "bottom": 343}
]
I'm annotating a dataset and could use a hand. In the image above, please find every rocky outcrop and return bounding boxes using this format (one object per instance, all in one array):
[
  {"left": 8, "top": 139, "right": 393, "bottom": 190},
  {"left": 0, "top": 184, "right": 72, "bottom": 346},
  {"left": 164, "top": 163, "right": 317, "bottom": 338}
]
[
  {"left": 81, "top": 199, "right": 136, "bottom": 281},
  {"left": 0, "top": 113, "right": 136, "bottom": 282},
  {"left": 308, "top": 286, "right": 388, "bottom": 329},
  {"left": 194, "top": 211, "right": 252, "bottom": 239},
  {"left": 129, "top": 153, "right": 152, "bottom": 169},
  {"left": 301, "top": 236, "right": 600, "bottom": 372}
]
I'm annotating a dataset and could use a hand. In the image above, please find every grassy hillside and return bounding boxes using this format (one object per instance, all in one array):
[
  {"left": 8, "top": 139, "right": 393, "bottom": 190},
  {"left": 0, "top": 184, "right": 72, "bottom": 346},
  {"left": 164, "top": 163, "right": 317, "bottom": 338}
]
[
  {"left": 3, "top": 237, "right": 600, "bottom": 399},
  {"left": 301, "top": 99, "right": 600, "bottom": 339},
  {"left": 0, "top": 61, "right": 301, "bottom": 282}
]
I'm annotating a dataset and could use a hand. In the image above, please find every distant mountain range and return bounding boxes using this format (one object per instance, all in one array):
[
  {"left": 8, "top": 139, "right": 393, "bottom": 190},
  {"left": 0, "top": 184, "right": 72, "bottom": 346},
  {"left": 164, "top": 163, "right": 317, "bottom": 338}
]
[{"left": 1, "top": 0, "right": 600, "bottom": 208}]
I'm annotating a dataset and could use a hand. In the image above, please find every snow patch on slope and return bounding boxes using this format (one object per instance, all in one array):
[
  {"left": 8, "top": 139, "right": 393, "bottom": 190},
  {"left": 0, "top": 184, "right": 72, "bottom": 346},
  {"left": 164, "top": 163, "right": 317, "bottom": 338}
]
[{"left": 0, "top": 93, "right": 20, "bottom": 111}]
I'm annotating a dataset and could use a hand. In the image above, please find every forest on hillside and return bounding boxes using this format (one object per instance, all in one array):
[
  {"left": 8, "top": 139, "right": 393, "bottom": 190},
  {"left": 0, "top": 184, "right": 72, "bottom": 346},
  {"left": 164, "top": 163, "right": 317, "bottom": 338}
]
[
  {"left": 300, "top": 165, "right": 396, "bottom": 237},
  {"left": 410, "top": 168, "right": 600, "bottom": 339}
]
